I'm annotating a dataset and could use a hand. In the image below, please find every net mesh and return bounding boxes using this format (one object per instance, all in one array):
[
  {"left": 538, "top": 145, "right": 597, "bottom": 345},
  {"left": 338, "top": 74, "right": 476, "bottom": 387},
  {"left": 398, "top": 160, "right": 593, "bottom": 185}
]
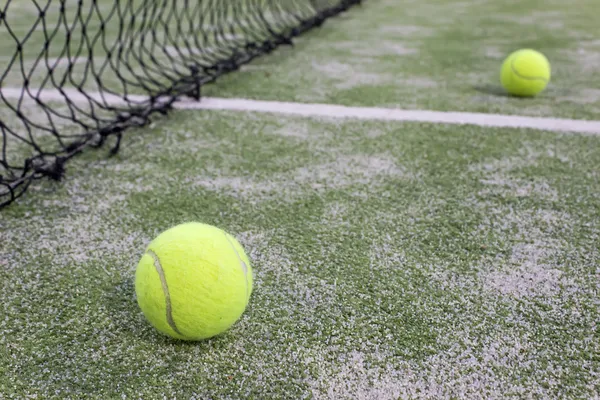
[{"left": 0, "top": 0, "right": 360, "bottom": 209}]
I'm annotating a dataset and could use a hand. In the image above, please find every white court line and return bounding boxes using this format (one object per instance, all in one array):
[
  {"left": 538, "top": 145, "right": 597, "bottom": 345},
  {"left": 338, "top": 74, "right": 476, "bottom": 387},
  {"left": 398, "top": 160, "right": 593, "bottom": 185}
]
[
  {"left": 181, "top": 98, "right": 600, "bottom": 135},
  {"left": 1, "top": 87, "right": 600, "bottom": 135},
  {"left": 45, "top": 57, "right": 89, "bottom": 66},
  {"left": 1, "top": 87, "right": 140, "bottom": 105},
  {"left": 163, "top": 44, "right": 237, "bottom": 58}
]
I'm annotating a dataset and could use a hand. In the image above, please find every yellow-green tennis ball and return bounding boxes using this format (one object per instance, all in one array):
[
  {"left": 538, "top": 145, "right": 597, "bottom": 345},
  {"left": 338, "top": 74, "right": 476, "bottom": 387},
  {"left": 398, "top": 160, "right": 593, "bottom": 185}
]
[
  {"left": 135, "top": 222, "right": 253, "bottom": 341},
  {"left": 500, "top": 49, "right": 551, "bottom": 97}
]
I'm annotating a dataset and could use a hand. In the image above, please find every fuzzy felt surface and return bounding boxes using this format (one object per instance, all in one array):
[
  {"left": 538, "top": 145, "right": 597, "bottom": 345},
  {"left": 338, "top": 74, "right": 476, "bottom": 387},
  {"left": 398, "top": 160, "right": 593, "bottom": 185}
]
[{"left": 135, "top": 222, "right": 253, "bottom": 340}]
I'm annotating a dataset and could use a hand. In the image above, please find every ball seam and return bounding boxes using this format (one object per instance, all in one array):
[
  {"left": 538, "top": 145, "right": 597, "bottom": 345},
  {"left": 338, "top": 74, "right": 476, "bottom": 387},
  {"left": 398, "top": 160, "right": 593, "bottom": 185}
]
[
  {"left": 224, "top": 233, "right": 250, "bottom": 300},
  {"left": 510, "top": 55, "right": 549, "bottom": 83},
  {"left": 147, "top": 249, "right": 183, "bottom": 336}
]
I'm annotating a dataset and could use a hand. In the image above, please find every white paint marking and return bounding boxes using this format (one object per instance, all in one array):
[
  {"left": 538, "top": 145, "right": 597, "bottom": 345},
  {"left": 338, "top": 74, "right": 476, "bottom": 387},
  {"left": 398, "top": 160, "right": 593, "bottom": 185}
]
[
  {"left": 178, "top": 98, "right": 600, "bottom": 135},
  {"left": 1, "top": 87, "right": 144, "bottom": 105},
  {"left": 1, "top": 87, "right": 599, "bottom": 135},
  {"left": 163, "top": 44, "right": 234, "bottom": 58},
  {"left": 45, "top": 57, "right": 89, "bottom": 66}
]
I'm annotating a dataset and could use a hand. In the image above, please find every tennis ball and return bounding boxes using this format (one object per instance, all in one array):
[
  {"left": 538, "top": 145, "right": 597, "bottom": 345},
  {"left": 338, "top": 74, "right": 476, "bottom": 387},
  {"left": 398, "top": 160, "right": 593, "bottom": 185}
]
[
  {"left": 500, "top": 49, "right": 551, "bottom": 97},
  {"left": 135, "top": 222, "right": 253, "bottom": 340}
]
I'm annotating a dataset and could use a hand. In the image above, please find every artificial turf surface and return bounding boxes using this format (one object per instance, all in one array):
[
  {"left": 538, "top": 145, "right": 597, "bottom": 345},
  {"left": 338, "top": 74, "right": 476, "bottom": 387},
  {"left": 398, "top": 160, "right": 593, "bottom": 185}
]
[{"left": 1, "top": 0, "right": 599, "bottom": 398}]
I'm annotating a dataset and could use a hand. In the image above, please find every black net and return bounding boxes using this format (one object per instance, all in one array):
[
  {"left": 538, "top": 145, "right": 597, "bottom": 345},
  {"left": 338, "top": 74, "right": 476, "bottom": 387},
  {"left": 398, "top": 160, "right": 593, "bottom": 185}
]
[{"left": 0, "top": 0, "right": 360, "bottom": 209}]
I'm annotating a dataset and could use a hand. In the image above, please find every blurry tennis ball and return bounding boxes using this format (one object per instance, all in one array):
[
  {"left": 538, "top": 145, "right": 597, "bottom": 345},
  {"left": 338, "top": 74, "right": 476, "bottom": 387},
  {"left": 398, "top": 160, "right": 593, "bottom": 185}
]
[
  {"left": 135, "top": 222, "right": 253, "bottom": 340},
  {"left": 500, "top": 49, "right": 551, "bottom": 97}
]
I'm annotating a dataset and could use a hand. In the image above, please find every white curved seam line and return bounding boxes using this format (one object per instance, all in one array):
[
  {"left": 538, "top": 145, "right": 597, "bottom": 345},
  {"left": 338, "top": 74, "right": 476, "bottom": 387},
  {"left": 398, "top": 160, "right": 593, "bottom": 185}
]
[
  {"left": 224, "top": 234, "right": 250, "bottom": 300},
  {"left": 147, "top": 249, "right": 182, "bottom": 336},
  {"left": 510, "top": 56, "right": 549, "bottom": 83}
]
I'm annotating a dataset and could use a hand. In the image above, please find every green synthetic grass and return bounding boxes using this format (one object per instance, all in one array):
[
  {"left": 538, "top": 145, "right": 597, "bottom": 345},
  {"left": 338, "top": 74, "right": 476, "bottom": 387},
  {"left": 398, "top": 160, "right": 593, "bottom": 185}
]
[
  {"left": 0, "top": 0, "right": 327, "bottom": 93},
  {"left": 206, "top": 0, "right": 600, "bottom": 120},
  {"left": 1, "top": 0, "right": 600, "bottom": 398},
  {"left": 1, "top": 111, "right": 599, "bottom": 398}
]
